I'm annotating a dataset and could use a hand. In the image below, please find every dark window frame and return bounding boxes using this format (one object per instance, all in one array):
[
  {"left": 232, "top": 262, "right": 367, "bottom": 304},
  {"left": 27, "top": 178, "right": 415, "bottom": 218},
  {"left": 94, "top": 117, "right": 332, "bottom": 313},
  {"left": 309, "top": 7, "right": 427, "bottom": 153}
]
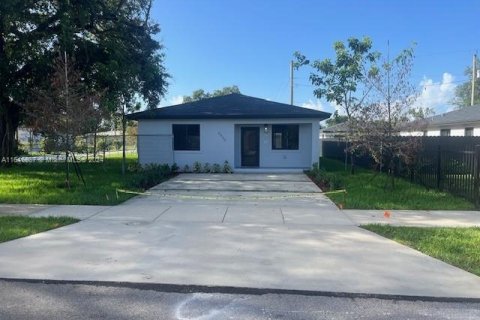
[
  {"left": 172, "top": 124, "right": 200, "bottom": 151},
  {"left": 440, "top": 128, "right": 451, "bottom": 137},
  {"left": 271, "top": 124, "right": 299, "bottom": 150},
  {"left": 465, "top": 127, "right": 474, "bottom": 136}
]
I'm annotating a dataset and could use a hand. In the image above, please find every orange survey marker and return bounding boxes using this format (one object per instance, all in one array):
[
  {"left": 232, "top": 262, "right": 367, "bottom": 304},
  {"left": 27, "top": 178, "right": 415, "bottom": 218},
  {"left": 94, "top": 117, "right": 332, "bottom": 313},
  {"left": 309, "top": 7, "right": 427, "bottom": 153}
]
[{"left": 384, "top": 211, "right": 391, "bottom": 218}]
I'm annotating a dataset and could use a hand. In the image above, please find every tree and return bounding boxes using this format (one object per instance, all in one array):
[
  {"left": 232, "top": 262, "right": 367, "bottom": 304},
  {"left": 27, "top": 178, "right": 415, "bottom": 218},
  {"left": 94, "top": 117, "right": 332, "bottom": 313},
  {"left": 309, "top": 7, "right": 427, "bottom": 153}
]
[
  {"left": 294, "top": 37, "right": 378, "bottom": 173},
  {"left": 182, "top": 85, "right": 240, "bottom": 102},
  {"left": 452, "top": 56, "right": 480, "bottom": 108},
  {"left": 325, "top": 110, "right": 349, "bottom": 127},
  {"left": 0, "top": 0, "right": 169, "bottom": 166},
  {"left": 26, "top": 54, "right": 100, "bottom": 186},
  {"left": 355, "top": 45, "right": 423, "bottom": 188},
  {"left": 0, "top": 0, "right": 54, "bottom": 164}
]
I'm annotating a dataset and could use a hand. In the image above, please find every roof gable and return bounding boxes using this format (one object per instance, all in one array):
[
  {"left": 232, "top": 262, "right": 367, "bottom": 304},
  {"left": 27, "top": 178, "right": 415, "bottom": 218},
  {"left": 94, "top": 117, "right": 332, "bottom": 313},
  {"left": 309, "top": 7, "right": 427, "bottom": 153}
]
[{"left": 126, "top": 93, "right": 331, "bottom": 120}]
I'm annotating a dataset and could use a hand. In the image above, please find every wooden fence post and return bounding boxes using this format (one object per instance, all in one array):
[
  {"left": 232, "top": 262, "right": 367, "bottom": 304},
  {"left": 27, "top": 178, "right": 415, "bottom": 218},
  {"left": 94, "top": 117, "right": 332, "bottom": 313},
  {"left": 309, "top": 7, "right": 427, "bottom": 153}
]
[
  {"left": 474, "top": 145, "right": 480, "bottom": 208},
  {"left": 436, "top": 145, "right": 442, "bottom": 189}
]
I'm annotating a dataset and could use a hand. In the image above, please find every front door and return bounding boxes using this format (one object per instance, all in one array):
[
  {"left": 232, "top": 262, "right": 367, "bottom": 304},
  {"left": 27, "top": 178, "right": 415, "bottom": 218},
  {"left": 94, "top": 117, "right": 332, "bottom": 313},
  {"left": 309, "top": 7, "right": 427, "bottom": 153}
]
[{"left": 241, "top": 127, "right": 260, "bottom": 167}]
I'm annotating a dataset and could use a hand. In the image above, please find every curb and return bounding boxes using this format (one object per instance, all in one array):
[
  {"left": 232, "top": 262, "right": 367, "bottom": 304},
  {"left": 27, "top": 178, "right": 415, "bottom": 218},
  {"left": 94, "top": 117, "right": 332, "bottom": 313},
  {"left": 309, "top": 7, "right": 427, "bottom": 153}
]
[{"left": 1, "top": 278, "right": 479, "bottom": 303}]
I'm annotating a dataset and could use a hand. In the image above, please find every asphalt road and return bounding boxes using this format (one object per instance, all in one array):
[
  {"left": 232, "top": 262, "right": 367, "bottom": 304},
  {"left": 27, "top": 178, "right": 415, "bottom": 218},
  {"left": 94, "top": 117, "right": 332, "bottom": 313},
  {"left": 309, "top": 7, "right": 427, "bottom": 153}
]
[{"left": 0, "top": 280, "right": 479, "bottom": 320}]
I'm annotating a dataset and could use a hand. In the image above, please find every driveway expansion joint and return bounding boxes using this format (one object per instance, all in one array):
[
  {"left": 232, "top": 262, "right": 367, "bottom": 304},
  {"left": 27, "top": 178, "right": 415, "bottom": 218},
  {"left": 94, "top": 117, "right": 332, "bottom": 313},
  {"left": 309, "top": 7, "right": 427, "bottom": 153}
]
[
  {"left": 152, "top": 206, "right": 172, "bottom": 222},
  {"left": 221, "top": 207, "right": 229, "bottom": 223}
]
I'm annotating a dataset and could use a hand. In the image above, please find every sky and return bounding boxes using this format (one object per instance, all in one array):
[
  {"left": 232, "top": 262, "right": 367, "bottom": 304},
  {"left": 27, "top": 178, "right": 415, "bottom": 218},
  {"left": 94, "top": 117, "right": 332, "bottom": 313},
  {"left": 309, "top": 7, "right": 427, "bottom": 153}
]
[{"left": 151, "top": 0, "right": 480, "bottom": 115}]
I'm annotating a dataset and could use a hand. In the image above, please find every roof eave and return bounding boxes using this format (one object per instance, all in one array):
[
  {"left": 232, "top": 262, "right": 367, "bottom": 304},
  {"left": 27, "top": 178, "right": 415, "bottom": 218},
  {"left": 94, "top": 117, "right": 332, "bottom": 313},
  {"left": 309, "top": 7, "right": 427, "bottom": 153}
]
[{"left": 127, "top": 113, "right": 330, "bottom": 121}]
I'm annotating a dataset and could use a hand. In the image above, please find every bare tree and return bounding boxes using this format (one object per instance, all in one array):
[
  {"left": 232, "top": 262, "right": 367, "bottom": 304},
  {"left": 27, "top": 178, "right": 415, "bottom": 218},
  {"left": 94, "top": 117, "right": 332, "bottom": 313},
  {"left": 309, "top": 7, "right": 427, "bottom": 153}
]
[
  {"left": 294, "top": 37, "right": 378, "bottom": 173},
  {"left": 354, "top": 45, "right": 424, "bottom": 188},
  {"left": 25, "top": 53, "right": 100, "bottom": 186}
]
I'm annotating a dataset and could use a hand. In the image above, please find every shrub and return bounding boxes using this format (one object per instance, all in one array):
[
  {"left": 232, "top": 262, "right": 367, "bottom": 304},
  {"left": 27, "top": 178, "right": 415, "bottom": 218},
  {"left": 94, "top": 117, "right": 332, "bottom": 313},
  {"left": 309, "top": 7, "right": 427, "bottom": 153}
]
[
  {"left": 223, "top": 160, "right": 233, "bottom": 173},
  {"left": 212, "top": 163, "right": 221, "bottom": 173},
  {"left": 307, "top": 164, "right": 343, "bottom": 191},
  {"left": 193, "top": 161, "right": 202, "bottom": 173},
  {"left": 127, "top": 161, "right": 143, "bottom": 173},
  {"left": 183, "top": 164, "right": 190, "bottom": 172},
  {"left": 128, "top": 163, "right": 172, "bottom": 189},
  {"left": 171, "top": 163, "right": 179, "bottom": 173},
  {"left": 203, "top": 162, "right": 211, "bottom": 173}
]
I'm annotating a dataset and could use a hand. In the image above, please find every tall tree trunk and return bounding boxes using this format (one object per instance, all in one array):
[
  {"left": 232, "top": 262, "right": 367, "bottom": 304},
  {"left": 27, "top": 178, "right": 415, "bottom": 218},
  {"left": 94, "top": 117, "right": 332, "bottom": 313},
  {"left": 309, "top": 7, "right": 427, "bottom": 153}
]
[
  {"left": 350, "top": 152, "right": 355, "bottom": 175},
  {"left": 0, "top": 102, "right": 20, "bottom": 166},
  {"left": 121, "top": 103, "right": 126, "bottom": 176}
]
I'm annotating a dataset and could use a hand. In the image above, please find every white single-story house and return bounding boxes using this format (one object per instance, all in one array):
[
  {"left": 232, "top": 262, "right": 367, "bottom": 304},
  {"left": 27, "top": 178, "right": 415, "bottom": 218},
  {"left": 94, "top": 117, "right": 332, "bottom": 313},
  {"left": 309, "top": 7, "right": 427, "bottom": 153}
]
[
  {"left": 321, "top": 106, "right": 480, "bottom": 138},
  {"left": 414, "top": 105, "right": 480, "bottom": 136},
  {"left": 127, "top": 93, "right": 331, "bottom": 170}
]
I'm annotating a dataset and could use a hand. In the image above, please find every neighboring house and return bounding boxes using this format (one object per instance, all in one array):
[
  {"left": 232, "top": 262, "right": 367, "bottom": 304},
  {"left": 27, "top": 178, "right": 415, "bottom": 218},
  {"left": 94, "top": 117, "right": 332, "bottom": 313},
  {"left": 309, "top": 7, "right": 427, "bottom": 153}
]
[
  {"left": 16, "top": 127, "right": 42, "bottom": 152},
  {"left": 127, "top": 93, "right": 330, "bottom": 170},
  {"left": 414, "top": 105, "right": 480, "bottom": 137},
  {"left": 320, "top": 122, "right": 348, "bottom": 140}
]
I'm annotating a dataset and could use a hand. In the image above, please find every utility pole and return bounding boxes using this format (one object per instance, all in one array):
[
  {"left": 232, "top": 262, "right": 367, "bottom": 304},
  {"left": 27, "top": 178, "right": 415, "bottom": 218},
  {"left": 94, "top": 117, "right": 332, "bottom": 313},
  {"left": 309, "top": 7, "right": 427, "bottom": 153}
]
[
  {"left": 471, "top": 53, "right": 476, "bottom": 106},
  {"left": 290, "top": 60, "right": 294, "bottom": 105}
]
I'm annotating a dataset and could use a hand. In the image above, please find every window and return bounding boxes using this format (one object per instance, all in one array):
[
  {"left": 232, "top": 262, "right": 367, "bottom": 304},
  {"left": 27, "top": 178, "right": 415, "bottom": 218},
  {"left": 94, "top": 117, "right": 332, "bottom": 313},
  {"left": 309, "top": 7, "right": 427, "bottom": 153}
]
[
  {"left": 440, "top": 129, "right": 450, "bottom": 137},
  {"left": 173, "top": 124, "right": 200, "bottom": 150},
  {"left": 272, "top": 124, "right": 299, "bottom": 150},
  {"left": 465, "top": 127, "right": 474, "bottom": 136}
]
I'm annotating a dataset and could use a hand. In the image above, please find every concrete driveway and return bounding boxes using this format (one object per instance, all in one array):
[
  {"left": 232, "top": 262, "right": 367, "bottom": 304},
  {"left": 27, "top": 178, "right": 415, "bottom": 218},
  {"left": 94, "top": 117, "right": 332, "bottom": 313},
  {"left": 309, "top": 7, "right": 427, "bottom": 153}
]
[{"left": 0, "top": 173, "right": 480, "bottom": 299}]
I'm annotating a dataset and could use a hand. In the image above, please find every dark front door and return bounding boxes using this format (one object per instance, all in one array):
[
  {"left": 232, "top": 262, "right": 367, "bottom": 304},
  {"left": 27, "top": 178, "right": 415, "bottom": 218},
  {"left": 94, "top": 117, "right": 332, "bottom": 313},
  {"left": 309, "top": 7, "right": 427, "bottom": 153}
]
[{"left": 241, "top": 127, "right": 260, "bottom": 167}]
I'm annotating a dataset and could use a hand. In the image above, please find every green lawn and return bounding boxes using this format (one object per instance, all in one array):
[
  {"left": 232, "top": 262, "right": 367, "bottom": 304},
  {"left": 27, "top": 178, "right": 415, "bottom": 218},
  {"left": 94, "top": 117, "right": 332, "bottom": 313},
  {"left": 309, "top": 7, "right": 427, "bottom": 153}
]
[
  {"left": 311, "top": 158, "right": 475, "bottom": 210},
  {"left": 0, "top": 216, "right": 79, "bottom": 243},
  {"left": 0, "top": 155, "right": 155, "bottom": 205},
  {"left": 362, "top": 225, "right": 480, "bottom": 276}
]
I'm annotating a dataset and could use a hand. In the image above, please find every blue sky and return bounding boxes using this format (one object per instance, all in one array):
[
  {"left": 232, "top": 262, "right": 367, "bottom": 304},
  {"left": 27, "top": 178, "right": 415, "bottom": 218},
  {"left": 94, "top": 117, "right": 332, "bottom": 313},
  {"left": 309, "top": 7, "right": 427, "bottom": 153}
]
[{"left": 152, "top": 0, "right": 479, "bottom": 114}]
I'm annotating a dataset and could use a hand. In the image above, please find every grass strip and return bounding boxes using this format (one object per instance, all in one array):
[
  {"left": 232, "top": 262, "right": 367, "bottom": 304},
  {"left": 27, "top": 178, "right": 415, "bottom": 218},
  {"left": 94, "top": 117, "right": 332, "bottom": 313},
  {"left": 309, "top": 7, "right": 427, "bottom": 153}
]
[
  {"left": 0, "top": 216, "right": 79, "bottom": 243},
  {"left": 362, "top": 224, "right": 480, "bottom": 276}
]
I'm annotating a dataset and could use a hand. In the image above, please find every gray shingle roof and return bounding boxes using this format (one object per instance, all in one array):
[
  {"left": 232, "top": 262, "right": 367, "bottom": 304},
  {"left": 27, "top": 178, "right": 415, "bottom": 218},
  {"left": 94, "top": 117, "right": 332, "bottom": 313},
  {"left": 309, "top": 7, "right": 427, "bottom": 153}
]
[
  {"left": 425, "top": 105, "right": 480, "bottom": 127},
  {"left": 126, "top": 93, "right": 331, "bottom": 120},
  {"left": 321, "top": 122, "right": 349, "bottom": 133}
]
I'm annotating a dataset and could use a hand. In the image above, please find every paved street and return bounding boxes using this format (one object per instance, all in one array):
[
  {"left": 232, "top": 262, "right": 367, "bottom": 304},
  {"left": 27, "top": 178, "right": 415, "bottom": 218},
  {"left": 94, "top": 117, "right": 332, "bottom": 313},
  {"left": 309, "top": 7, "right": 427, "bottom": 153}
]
[{"left": 1, "top": 280, "right": 479, "bottom": 320}]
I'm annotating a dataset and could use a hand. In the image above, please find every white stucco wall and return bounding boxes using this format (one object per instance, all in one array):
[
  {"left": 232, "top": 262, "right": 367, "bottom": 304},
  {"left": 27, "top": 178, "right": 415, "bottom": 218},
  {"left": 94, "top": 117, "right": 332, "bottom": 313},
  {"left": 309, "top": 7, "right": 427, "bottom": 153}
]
[
  {"left": 401, "top": 127, "right": 480, "bottom": 137},
  {"left": 137, "top": 118, "right": 321, "bottom": 169},
  {"left": 138, "top": 119, "right": 235, "bottom": 167},
  {"left": 424, "top": 127, "right": 480, "bottom": 136}
]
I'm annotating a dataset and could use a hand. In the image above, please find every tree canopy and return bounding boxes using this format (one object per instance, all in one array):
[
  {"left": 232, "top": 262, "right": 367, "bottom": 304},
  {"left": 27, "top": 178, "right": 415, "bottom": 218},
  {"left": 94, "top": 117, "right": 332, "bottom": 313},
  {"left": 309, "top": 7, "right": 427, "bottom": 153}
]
[
  {"left": 325, "top": 111, "right": 348, "bottom": 127},
  {"left": 294, "top": 37, "right": 378, "bottom": 119},
  {"left": 182, "top": 85, "right": 240, "bottom": 103},
  {"left": 0, "top": 0, "right": 169, "bottom": 163}
]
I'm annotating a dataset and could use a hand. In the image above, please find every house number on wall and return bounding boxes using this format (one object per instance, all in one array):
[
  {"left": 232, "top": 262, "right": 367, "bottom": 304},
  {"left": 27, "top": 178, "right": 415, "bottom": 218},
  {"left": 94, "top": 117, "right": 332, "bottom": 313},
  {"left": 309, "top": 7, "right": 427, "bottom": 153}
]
[{"left": 217, "top": 131, "right": 227, "bottom": 142}]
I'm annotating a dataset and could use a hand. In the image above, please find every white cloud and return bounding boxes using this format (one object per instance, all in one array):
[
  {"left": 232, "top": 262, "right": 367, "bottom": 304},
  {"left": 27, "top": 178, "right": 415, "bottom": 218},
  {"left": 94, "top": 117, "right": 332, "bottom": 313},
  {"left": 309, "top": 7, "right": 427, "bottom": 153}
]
[
  {"left": 169, "top": 95, "right": 184, "bottom": 105},
  {"left": 416, "top": 73, "right": 456, "bottom": 113},
  {"left": 160, "top": 95, "right": 184, "bottom": 107},
  {"left": 301, "top": 99, "right": 326, "bottom": 111},
  {"left": 301, "top": 99, "right": 344, "bottom": 118}
]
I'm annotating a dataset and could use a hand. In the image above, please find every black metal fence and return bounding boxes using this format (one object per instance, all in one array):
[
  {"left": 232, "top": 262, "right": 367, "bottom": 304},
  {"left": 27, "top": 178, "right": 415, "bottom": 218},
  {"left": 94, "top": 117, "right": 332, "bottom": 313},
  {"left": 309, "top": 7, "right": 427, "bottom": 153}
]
[{"left": 322, "top": 137, "right": 480, "bottom": 206}]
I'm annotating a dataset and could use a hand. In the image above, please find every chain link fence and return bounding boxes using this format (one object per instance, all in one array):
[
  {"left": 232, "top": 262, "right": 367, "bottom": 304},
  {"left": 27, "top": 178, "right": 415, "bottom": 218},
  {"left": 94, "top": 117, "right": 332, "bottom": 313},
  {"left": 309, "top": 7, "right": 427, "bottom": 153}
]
[{"left": 14, "top": 133, "right": 138, "bottom": 163}]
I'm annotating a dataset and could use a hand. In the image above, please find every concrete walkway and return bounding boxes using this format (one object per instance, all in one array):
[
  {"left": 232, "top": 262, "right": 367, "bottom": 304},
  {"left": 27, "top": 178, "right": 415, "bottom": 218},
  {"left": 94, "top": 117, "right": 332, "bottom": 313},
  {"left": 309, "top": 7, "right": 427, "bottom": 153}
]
[{"left": 0, "top": 174, "right": 479, "bottom": 299}]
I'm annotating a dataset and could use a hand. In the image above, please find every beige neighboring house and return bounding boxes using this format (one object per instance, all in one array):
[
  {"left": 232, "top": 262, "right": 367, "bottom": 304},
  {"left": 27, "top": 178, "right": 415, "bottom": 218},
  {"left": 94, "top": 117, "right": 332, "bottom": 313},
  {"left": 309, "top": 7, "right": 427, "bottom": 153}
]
[{"left": 418, "top": 105, "right": 480, "bottom": 137}]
